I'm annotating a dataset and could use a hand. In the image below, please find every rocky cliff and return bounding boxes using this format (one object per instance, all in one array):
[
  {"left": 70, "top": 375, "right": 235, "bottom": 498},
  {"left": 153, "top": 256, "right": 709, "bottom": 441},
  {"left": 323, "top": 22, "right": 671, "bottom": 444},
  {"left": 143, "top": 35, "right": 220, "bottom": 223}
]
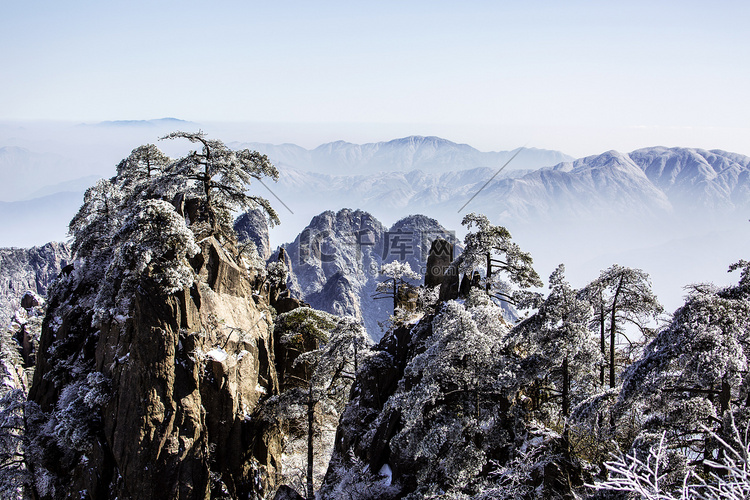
[
  {"left": 235, "top": 209, "right": 272, "bottom": 262},
  {"left": 276, "top": 209, "right": 459, "bottom": 340},
  {"left": 0, "top": 242, "right": 70, "bottom": 328},
  {"left": 26, "top": 237, "right": 283, "bottom": 500},
  {"left": 0, "top": 291, "right": 46, "bottom": 499}
]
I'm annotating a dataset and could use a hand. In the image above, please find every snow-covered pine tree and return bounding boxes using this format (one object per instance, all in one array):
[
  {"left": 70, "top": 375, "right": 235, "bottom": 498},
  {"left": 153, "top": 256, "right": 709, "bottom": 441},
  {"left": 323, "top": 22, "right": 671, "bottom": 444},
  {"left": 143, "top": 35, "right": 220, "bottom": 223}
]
[
  {"left": 460, "top": 212, "right": 542, "bottom": 303},
  {"left": 511, "top": 265, "right": 600, "bottom": 438},
  {"left": 159, "top": 131, "right": 280, "bottom": 242},
  {"left": 374, "top": 261, "right": 420, "bottom": 311},
  {"left": 115, "top": 144, "right": 171, "bottom": 190},
  {"left": 579, "top": 264, "right": 663, "bottom": 389},
  {"left": 94, "top": 198, "right": 200, "bottom": 320},
  {"left": 373, "top": 298, "right": 518, "bottom": 496},
  {"left": 0, "top": 389, "right": 28, "bottom": 499},
  {"left": 264, "top": 308, "right": 372, "bottom": 498},
  {"left": 68, "top": 178, "right": 125, "bottom": 263},
  {"left": 615, "top": 263, "right": 750, "bottom": 485},
  {"left": 0, "top": 320, "right": 32, "bottom": 499}
]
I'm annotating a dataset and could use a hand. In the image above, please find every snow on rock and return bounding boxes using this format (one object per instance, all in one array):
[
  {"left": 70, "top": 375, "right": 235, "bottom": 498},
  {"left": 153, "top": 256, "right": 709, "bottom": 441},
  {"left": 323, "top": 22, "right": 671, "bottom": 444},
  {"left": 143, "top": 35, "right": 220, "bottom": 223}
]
[
  {"left": 0, "top": 242, "right": 70, "bottom": 327},
  {"left": 206, "top": 347, "right": 228, "bottom": 363},
  {"left": 276, "top": 210, "right": 459, "bottom": 341}
]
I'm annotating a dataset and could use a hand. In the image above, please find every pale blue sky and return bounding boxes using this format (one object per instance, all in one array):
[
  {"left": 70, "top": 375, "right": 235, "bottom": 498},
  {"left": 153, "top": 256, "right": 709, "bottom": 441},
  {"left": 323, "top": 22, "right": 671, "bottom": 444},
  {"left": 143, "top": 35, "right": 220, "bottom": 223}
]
[{"left": 2, "top": 0, "right": 748, "bottom": 156}]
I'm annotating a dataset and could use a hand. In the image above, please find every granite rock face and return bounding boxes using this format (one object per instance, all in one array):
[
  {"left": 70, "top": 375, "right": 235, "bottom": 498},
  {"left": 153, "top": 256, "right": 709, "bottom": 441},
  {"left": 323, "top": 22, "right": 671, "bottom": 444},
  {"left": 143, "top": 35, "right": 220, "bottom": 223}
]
[
  {"left": 424, "top": 238, "right": 453, "bottom": 288},
  {"left": 27, "top": 237, "right": 283, "bottom": 500},
  {"left": 0, "top": 242, "right": 70, "bottom": 327},
  {"left": 277, "top": 210, "right": 459, "bottom": 340},
  {"left": 235, "top": 209, "right": 272, "bottom": 261}
]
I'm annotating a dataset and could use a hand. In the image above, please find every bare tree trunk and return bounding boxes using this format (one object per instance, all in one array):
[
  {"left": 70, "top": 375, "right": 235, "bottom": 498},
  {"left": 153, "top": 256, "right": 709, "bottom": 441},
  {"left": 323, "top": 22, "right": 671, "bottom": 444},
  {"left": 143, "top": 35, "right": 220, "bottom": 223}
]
[
  {"left": 307, "top": 383, "right": 314, "bottom": 500},
  {"left": 720, "top": 376, "right": 731, "bottom": 415},
  {"left": 562, "top": 356, "right": 570, "bottom": 456},
  {"left": 599, "top": 303, "right": 606, "bottom": 387},
  {"left": 486, "top": 252, "right": 492, "bottom": 293},
  {"left": 609, "top": 279, "right": 624, "bottom": 389},
  {"left": 562, "top": 357, "right": 570, "bottom": 419},
  {"left": 354, "top": 340, "right": 358, "bottom": 374},
  {"left": 609, "top": 323, "right": 616, "bottom": 389}
]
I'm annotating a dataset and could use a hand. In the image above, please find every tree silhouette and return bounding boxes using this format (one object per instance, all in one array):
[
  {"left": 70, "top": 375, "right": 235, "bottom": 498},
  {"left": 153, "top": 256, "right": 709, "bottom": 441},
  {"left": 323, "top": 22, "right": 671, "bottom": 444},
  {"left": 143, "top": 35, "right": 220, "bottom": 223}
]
[
  {"left": 580, "top": 264, "right": 662, "bottom": 389},
  {"left": 460, "top": 212, "right": 542, "bottom": 303},
  {"left": 160, "top": 131, "right": 280, "bottom": 238}
]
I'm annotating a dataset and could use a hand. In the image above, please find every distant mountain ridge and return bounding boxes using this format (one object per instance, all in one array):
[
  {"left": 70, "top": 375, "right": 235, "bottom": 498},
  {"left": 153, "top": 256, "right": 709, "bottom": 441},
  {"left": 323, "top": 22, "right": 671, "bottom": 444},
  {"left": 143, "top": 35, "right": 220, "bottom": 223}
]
[
  {"left": 231, "top": 135, "right": 573, "bottom": 174},
  {"left": 83, "top": 117, "right": 196, "bottom": 128},
  {"left": 268, "top": 146, "right": 750, "bottom": 228},
  {"left": 3, "top": 136, "right": 750, "bottom": 251},
  {"left": 0, "top": 147, "right": 83, "bottom": 201},
  {"left": 629, "top": 147, "right": 750, "bottom": 210},
  {"left": 23, "top": 175, "right": 102, "bottom": 200}
]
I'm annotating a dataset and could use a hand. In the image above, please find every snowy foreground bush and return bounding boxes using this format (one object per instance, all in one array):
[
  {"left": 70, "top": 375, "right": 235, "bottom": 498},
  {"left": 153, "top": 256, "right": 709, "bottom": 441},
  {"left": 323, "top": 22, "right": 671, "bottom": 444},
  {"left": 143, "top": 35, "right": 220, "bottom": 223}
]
[{"left": 592, "top": 421, "right": 750, "bottom": 499}]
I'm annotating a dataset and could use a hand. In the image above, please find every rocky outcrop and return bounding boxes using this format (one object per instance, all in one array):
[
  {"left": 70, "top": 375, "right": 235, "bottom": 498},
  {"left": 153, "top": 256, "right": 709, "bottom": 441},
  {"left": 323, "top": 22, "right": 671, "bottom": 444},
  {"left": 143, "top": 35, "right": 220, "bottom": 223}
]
[
  {"left": 0, "top": 242, "right": 70, "bottom": 327},
  {"left": 277, "top": 210, "right": 459, "bottom": 340},
  {"left": 438, "top": 256, "right": 462, "bottom": 302},
  {"left": 235, "top": 209, "right": 272, "bottom": 261},
  {"left": 27, "top": 237, "right": 283, "bottom": 500},
  {"left": 424, "top": 238, "right": 453, "bottom": 288},
  {"left": 272, "top": 485, "right": 305, "bottom": 500},
  {"left": 9, "top": 291, "right": 44, "bottom": 368}
]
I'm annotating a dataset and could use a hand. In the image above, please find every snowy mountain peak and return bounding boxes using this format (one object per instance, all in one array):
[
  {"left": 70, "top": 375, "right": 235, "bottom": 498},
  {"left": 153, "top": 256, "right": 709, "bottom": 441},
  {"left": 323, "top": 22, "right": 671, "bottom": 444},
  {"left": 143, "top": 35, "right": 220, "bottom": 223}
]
[{"left": 628, "top": 146, "right": 750, "bottom": 210}]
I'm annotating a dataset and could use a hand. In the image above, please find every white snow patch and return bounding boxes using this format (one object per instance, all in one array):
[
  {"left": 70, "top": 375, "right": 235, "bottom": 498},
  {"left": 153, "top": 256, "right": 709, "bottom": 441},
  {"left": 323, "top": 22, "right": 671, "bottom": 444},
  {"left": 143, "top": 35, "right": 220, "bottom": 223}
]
[
  {"left": 13, "top": 309, "right": 27, "bottom": 325},
  {"left": 405, "top": 313, "right": 424, "bottom": 325},
  {"left": 378, "top": 463, "right": 393, "bottom": 486},
  {"left": 206, "top": 347, "right": 228, "bottom": 362}
]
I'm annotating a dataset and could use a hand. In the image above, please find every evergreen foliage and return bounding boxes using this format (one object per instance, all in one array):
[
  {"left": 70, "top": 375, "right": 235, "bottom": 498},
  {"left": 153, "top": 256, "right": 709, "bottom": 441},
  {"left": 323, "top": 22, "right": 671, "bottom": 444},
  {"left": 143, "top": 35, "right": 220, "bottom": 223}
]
[
  {"left": 115, "top": 144, "right": 170, "bottom": 189},
  {"left": 374, "top": 261, "right": 421, "bottom": 310},
  {"left": 160, "top": 131, "right": 280, "bottom": 238},
  {"left": 459, "top": 213, "right": 542, "bottom": 304},
  {"left": 265, "top": 308, "right": 372, "bottom": 495},
  {"left": 613, "top": 263, "right": 750, "bottom": 484},
  {"left": 64, "top": 133, "right": 281, "bottom": 322},
  {"left": 580, "top": 264, "right": 663, "bottom": 389},
  {"left": 511, "top": 265, "right": 600, "bottom": 424},
  {"left": 68, "top": 178, "right": 124, "bottom": 261}
]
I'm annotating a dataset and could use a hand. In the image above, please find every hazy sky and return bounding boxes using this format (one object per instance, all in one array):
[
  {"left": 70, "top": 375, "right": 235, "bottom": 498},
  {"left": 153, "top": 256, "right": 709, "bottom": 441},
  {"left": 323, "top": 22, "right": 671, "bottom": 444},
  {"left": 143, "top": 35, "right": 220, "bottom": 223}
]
[{"left": 2, "top": 1, "right": 749, "bottom": 157}]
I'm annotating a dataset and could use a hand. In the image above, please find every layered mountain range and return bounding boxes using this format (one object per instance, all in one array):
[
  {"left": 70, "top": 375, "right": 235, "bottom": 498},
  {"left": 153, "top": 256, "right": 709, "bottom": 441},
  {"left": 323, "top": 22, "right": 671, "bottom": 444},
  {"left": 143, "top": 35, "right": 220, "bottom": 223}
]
[
  {"left": 4, "top": 134, "right": 750, "bottom": 249},
  {"left": 269, "top": 146, "right": 750, "bottom": 227},
  {"left": 230, "top": 135, "right": 573, "bottom": 175},
  {"left": 3, "top": 137, "right": 750, "bottom": 318}
]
